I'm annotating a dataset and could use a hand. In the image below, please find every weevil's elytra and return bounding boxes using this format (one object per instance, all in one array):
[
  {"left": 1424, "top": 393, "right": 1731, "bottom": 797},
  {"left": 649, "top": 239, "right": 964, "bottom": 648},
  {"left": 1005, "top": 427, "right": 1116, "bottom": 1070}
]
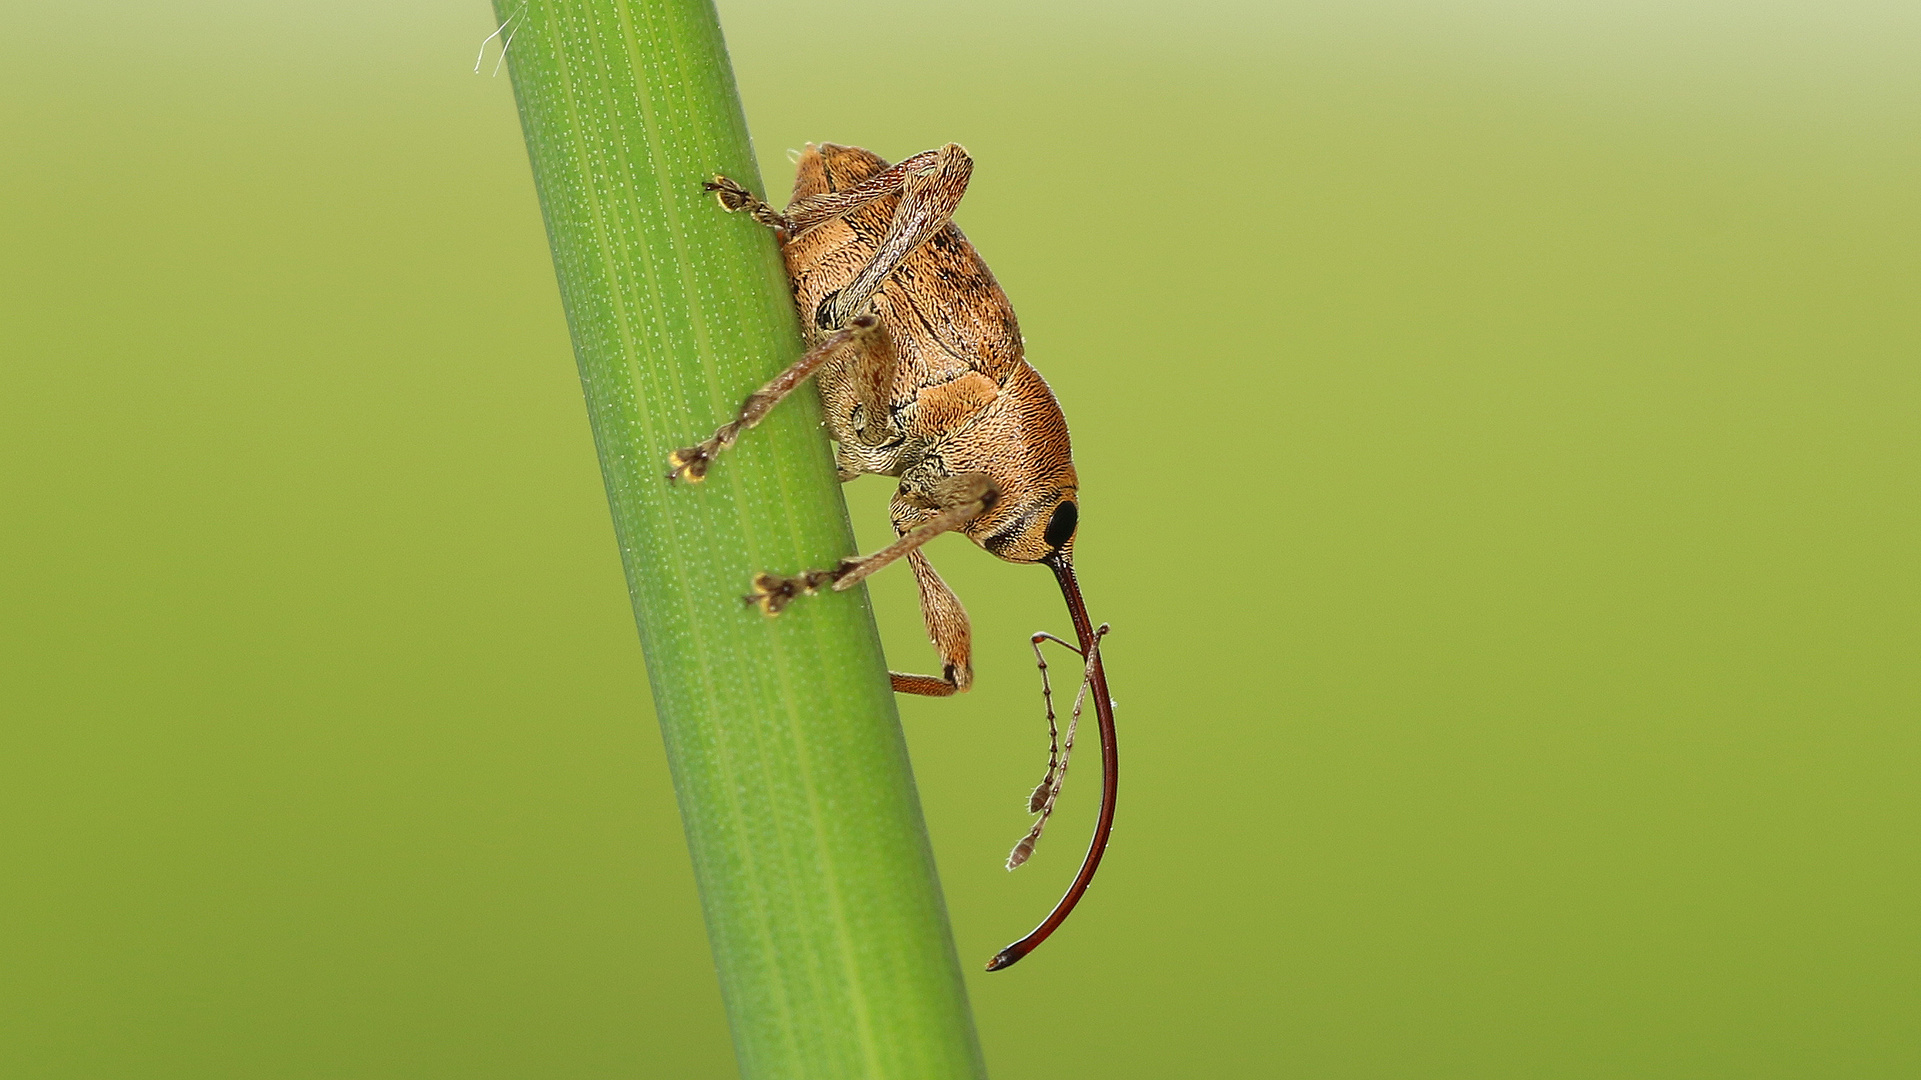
[{"left": 669, "top": 143, "right": 1118, "bottom": 971}]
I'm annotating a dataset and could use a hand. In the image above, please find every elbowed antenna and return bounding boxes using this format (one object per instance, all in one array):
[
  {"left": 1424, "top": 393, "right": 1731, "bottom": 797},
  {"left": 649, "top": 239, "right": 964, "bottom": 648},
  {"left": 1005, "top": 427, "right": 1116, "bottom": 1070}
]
[{"left": 986, "top": 555, "right": 1118, "bottom": 971}]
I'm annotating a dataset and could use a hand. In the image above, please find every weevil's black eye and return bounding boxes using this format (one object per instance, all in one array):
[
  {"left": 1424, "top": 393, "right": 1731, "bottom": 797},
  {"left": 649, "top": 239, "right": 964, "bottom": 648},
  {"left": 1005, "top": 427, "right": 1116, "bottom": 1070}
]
[{"left": 1043, "top": 500, "right": 1078, "bottom": 550}]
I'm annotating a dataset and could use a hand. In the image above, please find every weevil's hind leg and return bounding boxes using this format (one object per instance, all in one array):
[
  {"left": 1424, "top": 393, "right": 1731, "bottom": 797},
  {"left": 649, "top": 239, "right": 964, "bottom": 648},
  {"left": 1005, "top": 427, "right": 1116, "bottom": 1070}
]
[
  {"left": 667, "top": 315, "right": 891, "bottom": 482},
  {"left": 703, "top": 176, "right": 790, "bottom": 232},
  {"left": 817, "top": 143, "right": 973, "bottom": 330},
  {"left": 746, "top": 474, "right": 997, "bottom": 614},
  {"left": 707, "top": 146, "right": 948, "bottom": 238},
  {"left": 780, "top": 147, "right": 940, "bottom": 232},
  {"left": 888, "top": 548, "right": 974, "bottom": 696}
]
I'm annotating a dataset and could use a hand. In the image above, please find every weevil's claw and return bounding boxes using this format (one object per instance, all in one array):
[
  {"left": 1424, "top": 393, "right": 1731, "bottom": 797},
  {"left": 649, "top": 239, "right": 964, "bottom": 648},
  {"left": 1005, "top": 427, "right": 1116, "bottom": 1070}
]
[
  {"left": 745, "top": 569, "right": 830, "bottom": 615},
  {"left": 703, "top": 175, "right": 751, "bottom": 209},
  {"left": 666, "top": 442, "right": 718, "bottom": 483},
  {"left": 704, "top": 175, "right": 789, "bottom": 231},
  {"left": 746, "top": 572, "right": 799, "bottom": 615}
]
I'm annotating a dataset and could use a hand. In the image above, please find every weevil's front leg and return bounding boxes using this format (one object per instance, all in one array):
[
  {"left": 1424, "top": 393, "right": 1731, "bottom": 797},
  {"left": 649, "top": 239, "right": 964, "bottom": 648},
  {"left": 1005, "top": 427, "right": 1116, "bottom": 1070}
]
[
  {"left": 746, "top": 473, "right": 997, "bottom": 615},
  {"left": 887, "top": 548, "right": 974, "bottom": 696},
  {"left": 816, "top": 143, "right": 973, "bottom": 330},
  {"left": 666, "top": 315, "right": 889, "bottom": 482}
]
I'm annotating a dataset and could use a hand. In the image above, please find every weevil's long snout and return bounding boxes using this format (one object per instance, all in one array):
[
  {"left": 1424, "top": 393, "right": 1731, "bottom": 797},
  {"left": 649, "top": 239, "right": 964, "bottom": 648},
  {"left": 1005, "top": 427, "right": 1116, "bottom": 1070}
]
[{"left": 985, "top": 555, "right": 1117, "bottom": 971}]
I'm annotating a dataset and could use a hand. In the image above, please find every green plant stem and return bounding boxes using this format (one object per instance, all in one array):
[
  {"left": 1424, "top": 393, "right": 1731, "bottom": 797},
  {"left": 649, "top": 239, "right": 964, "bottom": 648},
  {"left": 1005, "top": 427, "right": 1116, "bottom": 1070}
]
[{"left": 491, "top": 2, "right": 987, "bottom": 1076}]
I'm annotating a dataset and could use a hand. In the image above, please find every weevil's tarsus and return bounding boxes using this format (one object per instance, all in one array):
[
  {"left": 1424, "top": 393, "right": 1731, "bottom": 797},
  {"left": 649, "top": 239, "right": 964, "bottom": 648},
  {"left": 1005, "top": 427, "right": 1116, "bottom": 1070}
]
[
  {"left": 704, "top": 175, "right": 791, "bottom": 232},
  {"left": 746, "top": 475, "right": 997, "bottom": 616},
  {"left": 742, "top": 565, "right": 847, "bottom": 615}
]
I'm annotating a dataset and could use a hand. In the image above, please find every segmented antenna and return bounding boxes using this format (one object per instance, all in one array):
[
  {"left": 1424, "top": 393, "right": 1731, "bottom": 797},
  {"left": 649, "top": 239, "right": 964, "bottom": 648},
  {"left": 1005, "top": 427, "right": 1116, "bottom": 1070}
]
[{"left": 1007, "top": 628, "right": 1106, "bottom": 870}]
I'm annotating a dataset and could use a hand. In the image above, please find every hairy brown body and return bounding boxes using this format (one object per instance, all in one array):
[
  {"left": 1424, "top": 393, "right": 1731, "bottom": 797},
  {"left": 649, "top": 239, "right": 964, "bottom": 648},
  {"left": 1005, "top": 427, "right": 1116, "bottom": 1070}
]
[
  {"left": 668, "top": 144, "right": 1115, "bottom": 972},
  {"left": 787, "top": 145, "right": 1074, "bottom": 526}
]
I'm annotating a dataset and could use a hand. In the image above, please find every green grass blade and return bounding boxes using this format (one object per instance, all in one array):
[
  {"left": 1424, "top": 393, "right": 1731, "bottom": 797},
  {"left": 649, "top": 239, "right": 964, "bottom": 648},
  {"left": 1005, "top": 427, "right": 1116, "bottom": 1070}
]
[{"left": 490, "top": 2, "right": 988, "bottom": 1076}]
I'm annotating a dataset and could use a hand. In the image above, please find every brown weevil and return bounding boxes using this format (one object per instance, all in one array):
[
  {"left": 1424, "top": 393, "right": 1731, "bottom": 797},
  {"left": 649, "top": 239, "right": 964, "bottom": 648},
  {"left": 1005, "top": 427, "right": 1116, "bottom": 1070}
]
[{"left": 668, "top": 143, "right": 1116, "bottom": 971}]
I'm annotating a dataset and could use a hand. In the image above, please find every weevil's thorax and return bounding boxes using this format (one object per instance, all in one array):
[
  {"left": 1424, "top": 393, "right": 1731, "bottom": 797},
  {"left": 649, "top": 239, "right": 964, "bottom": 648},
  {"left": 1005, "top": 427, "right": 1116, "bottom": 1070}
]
[{"left": 945, "top": 361, "right": 1080, "bottom": 564}]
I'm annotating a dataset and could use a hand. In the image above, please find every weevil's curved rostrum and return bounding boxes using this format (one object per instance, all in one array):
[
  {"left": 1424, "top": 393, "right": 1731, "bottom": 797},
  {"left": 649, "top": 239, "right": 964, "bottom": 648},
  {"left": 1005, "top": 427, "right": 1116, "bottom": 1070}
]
[{"left": 669, "top": 143, "right": 1118, "bottom": 971}]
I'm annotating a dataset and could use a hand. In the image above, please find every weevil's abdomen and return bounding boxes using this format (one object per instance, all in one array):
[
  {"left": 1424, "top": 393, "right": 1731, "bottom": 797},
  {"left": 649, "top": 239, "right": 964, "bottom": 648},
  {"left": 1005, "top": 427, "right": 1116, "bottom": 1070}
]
[{"left": 782, "top": 144, "right": 1025, "bottom": 421}]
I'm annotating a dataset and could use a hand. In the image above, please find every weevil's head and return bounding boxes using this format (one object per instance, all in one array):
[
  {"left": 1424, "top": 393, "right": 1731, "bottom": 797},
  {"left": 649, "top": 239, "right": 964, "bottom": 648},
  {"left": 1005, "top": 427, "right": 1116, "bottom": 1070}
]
[
  {"left": 974, "top": 480, "right": 1079, "bottom": 565},
  {"left": 953, "top": 364, "right": 1080, "bottom": 565}
]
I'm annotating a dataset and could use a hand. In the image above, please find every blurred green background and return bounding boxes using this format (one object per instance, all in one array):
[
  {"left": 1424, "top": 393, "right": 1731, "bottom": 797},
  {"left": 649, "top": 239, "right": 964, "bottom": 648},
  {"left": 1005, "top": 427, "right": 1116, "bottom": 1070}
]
[{"left": 3, "top": 1, "right": 1916, "bottom": 1076}]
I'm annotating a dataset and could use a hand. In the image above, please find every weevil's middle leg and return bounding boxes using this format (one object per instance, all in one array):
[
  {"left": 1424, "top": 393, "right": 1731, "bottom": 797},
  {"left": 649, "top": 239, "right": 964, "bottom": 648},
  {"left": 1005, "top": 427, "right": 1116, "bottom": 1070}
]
[
  {"left": 747, "top": 474, "right": 997, "bottom": 614},
  {"left": 667, "top": 315, "right": 890, "bottom": 482},
  {"left": 823, "top": 309, "right": 903, "bottom": 481}
]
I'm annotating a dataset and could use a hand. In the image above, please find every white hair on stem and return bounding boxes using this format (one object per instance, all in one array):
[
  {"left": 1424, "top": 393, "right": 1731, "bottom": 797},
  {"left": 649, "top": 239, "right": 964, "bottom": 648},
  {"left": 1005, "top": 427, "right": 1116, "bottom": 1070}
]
[{"left": 474, "top": 4, "right": 527, "bottom": 77}]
